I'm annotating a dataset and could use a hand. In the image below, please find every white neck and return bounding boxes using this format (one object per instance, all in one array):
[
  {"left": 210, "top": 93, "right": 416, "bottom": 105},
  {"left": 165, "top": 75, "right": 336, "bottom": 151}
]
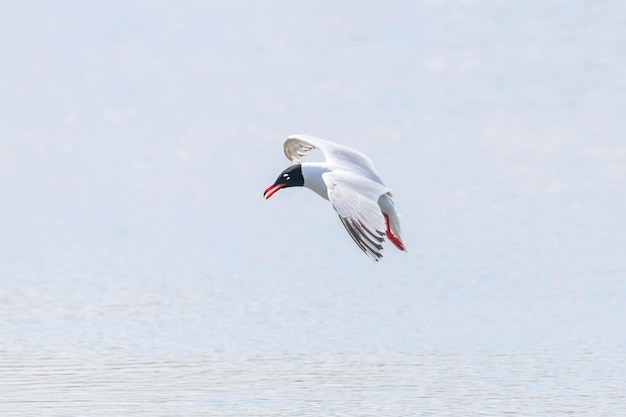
[{"left": 301, "top": 162, "right": 332, "bottom": 200}]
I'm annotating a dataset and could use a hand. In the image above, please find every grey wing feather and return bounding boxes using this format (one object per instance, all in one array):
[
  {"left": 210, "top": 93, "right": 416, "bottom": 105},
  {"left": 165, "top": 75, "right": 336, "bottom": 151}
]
[
  {"left": 284, "top": 134, "right": 384, "bottom": 184},
  {"left": 283, "top": 137, "right": 316, "bottom": 162},
  {"left": 283, "top": 135, "right": 335, "bottom": 163},
  {"left": 322, "top": 172, "right": 389, "bottom": 262},
  {"left": 339, "top": 217, "right": 385, "bottom": 262}
]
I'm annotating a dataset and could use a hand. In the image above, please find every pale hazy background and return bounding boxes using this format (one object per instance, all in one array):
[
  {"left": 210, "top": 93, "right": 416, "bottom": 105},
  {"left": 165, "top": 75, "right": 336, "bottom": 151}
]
[{"left": 1, "top": 1, "right": 625, "bottom": 415}]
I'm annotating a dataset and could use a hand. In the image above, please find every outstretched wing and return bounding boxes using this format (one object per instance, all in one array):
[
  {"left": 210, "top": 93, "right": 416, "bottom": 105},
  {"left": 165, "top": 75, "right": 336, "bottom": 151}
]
[
  {"left": 322, "top": 171, "right": 389, "bottom": 262},
  {"left": 284, "top": 134, "right": 384, "bottom": 184}
]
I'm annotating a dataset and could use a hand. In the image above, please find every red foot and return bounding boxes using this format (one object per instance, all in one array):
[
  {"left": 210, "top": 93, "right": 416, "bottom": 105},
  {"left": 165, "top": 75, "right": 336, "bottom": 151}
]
[{"left": 384, "top": 213, "right": 406, "bottom": 251}]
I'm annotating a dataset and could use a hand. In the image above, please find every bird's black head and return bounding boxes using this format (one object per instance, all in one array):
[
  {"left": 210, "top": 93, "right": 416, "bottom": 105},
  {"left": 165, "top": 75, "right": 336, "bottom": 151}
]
[{"left": 264, "top": 164, "right": 304, "bottom": 199}]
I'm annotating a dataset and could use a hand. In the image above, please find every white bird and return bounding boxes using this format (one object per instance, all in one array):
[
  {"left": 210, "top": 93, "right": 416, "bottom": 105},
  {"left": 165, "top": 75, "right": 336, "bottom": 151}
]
[{"left": 264, "top": 134, "right": 406, "bottom": 262}]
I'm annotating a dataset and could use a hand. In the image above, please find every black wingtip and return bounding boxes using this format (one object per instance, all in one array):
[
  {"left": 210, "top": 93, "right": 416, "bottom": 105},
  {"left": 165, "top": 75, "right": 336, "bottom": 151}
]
[{"left": 338, "top": 216, "right": 384, "bottom": 262}]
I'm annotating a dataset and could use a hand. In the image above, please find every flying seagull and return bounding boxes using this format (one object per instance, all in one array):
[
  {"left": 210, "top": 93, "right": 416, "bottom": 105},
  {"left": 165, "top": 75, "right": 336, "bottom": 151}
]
[{"left": 264, "top": 134, "right": 406, "bottom": 262}]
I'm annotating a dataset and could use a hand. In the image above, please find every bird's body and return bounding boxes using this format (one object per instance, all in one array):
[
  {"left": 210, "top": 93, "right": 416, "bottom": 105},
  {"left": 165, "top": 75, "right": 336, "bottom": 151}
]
[{"left": 264, "top": 135, "right": 406, "bottom": 262}]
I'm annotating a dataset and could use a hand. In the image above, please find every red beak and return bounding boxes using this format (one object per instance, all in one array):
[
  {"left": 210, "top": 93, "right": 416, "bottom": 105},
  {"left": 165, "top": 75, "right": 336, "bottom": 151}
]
[{"left": 263, "top": 183, "right": 285, "bottom": 199}]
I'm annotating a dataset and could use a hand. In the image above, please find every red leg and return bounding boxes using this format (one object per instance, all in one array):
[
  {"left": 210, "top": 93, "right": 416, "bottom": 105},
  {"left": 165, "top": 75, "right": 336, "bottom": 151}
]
[{"left": 384, "top": 213, "right": 406, "bottom": 251}]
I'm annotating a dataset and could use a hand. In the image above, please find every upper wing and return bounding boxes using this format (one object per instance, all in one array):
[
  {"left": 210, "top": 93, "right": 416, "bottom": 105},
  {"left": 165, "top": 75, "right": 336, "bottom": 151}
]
[
  {"left": 284, "top": 134, "right": 384, "bottom": 184},
  {"left": 322, "top": 171, "right": 390, "bottom": 262}
]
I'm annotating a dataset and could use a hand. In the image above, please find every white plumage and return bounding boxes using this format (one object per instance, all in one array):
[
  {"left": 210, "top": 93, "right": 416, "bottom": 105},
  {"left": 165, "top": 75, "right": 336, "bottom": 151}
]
[{"left": 265, "top": 134, "right": 406, "bottom": 262}]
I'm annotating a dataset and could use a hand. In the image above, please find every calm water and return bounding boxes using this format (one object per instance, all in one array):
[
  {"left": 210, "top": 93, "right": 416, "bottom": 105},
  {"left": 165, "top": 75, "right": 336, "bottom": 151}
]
[
  {"left": 1, "top": 0, "right": 625, "bottom": 415},
  {"left": 2, "top": 350, "right": 624, "bottom": 416}
]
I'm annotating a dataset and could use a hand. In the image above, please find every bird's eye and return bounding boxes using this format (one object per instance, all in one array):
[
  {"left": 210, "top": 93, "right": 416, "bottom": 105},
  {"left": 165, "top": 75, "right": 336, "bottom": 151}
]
[{"left": 283, "top": 174, "right": 290, "bottom": 180}]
